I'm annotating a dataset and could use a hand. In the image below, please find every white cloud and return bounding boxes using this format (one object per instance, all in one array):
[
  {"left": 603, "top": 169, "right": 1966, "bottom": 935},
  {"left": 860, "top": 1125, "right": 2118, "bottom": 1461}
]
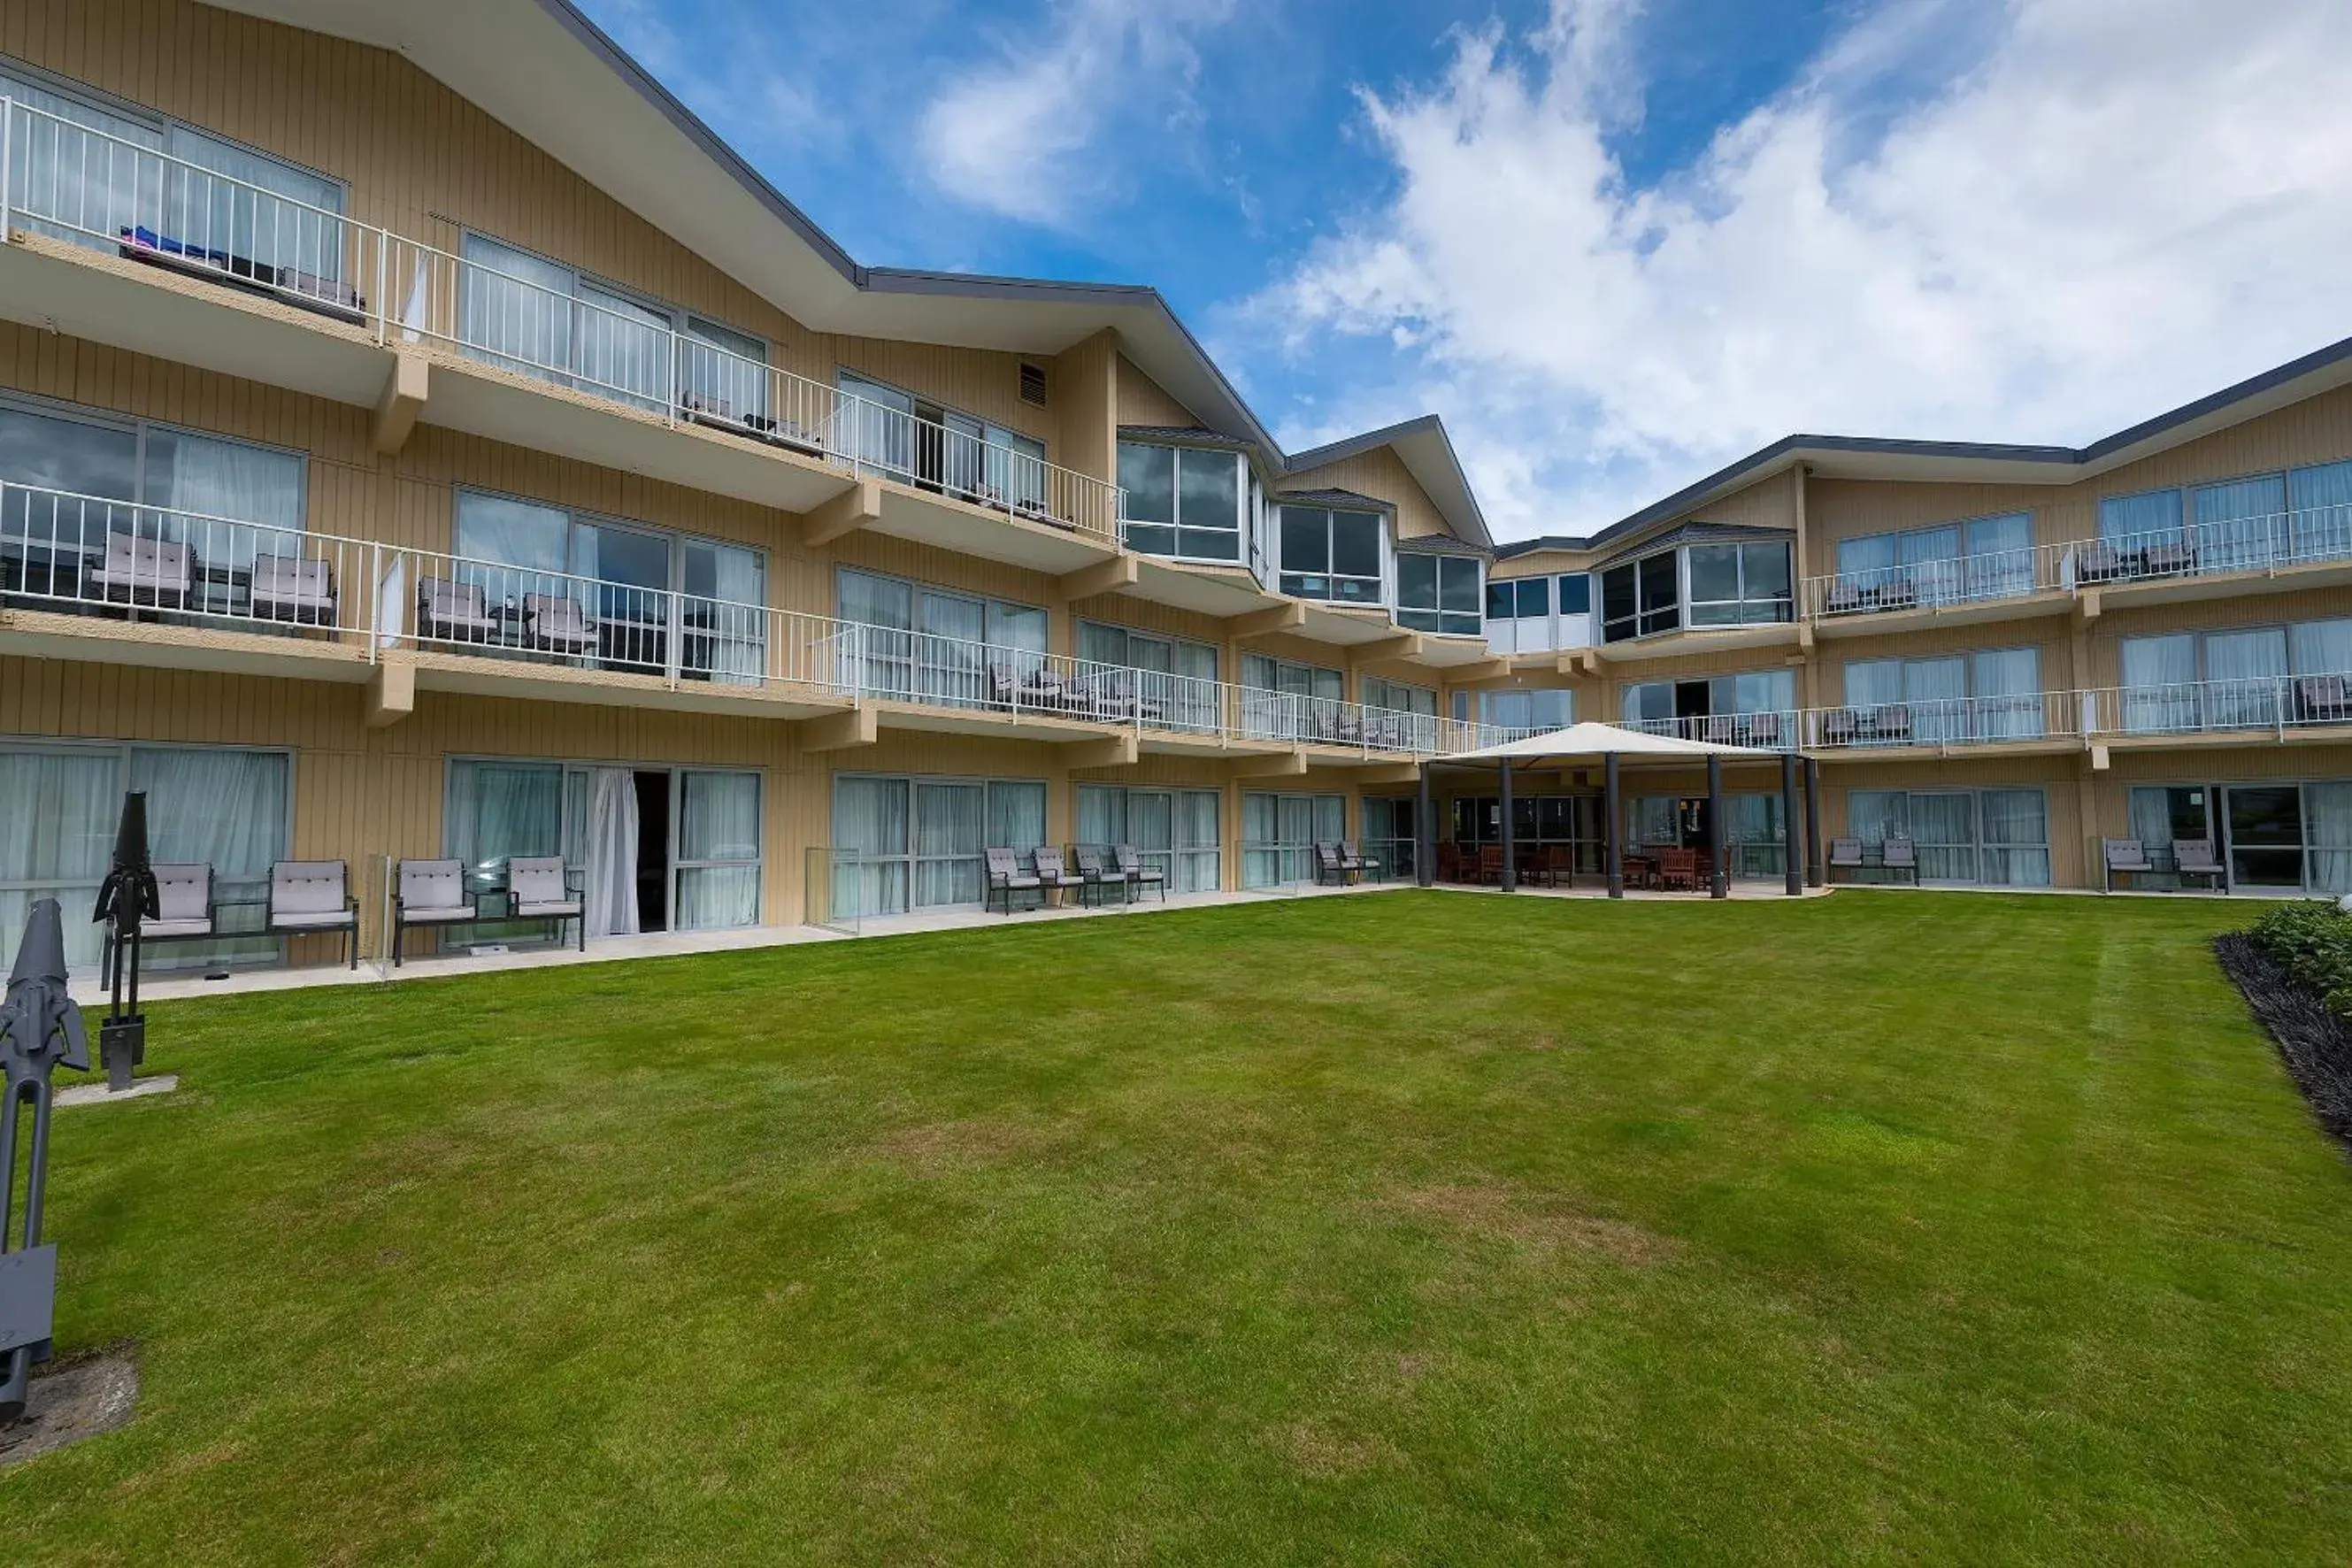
[
  {"left": 918, "top": 0, "right": 1236, "bottom": 226},
  {"left": 1249, "top": 0, "right": 2352, "bottom": 539}
]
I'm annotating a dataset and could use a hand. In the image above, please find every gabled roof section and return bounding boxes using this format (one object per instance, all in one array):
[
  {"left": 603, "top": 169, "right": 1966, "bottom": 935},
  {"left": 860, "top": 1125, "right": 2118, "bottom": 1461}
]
[
  {"left": 1505, "top": 333, "right": 2352, "bottom": 556},
  {"left": 1280, "top": 416, "right": 1494, "bottom": 550},
  {"left": 216, "top": 0, "right": 1498, "bottom": 544}
]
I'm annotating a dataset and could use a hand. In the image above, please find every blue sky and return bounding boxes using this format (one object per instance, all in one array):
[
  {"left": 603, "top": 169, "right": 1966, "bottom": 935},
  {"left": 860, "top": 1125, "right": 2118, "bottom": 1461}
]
[{"left": 580, "top": 0, "right": 2352, "bottom": 541}]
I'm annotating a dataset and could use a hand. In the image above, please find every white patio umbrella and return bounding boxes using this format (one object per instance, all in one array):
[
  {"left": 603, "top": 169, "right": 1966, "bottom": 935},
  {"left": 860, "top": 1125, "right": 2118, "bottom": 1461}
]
[{"left": 1443, "top": 720, "right": 1778, "bottom": 765}]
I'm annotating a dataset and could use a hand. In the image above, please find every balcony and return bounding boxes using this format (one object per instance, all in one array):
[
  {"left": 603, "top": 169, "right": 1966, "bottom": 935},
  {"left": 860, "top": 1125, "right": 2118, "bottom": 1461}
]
[
  {"left": 1797, "top": 693, "right": 2083, "bottom": 756},
  {"left": 0, "top": 478, "right": 1459, "bottom": 763},
  {"left": 1803, "top": 508, "right": 2352, "bottom": 630},
  {"left": 0, "top": 98, "right": 1122, "bottom": 577},
  {"left": 2081, "top": 674, "right": 2352, "bottom": 746}
]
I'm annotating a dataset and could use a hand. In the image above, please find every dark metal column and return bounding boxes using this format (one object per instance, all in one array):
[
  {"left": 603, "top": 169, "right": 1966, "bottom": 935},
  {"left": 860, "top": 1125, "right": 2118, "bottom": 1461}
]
[
  {"left": 1604, "top": 752, "right": 1624, "bottom": 899},
  {"left": 1707, "top": 753, "right": 1728, "bottom": 899},
  {"left": 1416, "top": 763, "right": 1434, "bottom": 888},
  {"left": 1804, "top": 757, "right": 1825, "bottom": 888},
  {"left": 1782, "top": 750, "right": 1802, "bottom": 896},
  {"left": 1498, "top": 759, "right": 1517, "bottom": 893}
]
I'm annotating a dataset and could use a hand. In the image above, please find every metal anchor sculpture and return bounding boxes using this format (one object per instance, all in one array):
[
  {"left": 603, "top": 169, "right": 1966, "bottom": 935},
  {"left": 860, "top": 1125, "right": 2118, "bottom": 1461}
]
[
  {"left": 91, "top": 791, "right": 159, "bottom": 1094},
  {"left": 0, "top": 897, "right": 90, "bottom": 1423}
]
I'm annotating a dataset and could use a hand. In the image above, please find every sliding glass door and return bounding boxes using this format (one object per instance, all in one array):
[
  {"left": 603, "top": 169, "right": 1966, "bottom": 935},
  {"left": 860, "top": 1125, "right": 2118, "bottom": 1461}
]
[{"left": 833, "top": 774, "right": 1048, "bottom": 918}]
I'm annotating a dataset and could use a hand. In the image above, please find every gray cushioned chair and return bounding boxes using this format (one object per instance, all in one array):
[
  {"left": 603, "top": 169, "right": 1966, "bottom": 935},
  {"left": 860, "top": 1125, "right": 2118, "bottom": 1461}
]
[
  {"left": 508, "top": 857, "right": 585, "bottom": 950},
  {"left": 392, "top": 857, "right": 477, "bottom": 966},
  {"left": 268, "top": 859, "right": 358, "bottom": 969}
]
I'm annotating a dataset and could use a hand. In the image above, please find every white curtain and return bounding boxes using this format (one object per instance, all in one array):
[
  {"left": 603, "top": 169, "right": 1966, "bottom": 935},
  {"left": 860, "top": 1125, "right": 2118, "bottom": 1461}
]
[
  {"left": 573, "top": 281, "right": 669, "bottom": 412},
  {"left": 2291, "top": 619, "right": 2352, "bottom": 678},
  {"left": 0, "top": 747, "right": 123, "bottom": 972},
  {"left": 1847, "top": 790, "right": 1908, "bottom": 849},
  {"left": 2194, "top": 474, "right": 2287, "bottom": 574},
  {"left": 586, "top": 768, "right": 640, "bottom": 938},
  {"left": 675, "top": 771, "right": 759, "bottom": 931},
  {"left": 914, "top": 781, "right": 983, "bottom": 908},
  {"left": 2121, "top": 634, "right": 2198, "bottom": 733},
  {"left": 165, "top": 127, "right": 344, "bottom": 281},
  {"left": 1843, "top": 660, "right": 1903, "bottom": 711},
  {"left": 2289, "top": 459, "right": 2352, "bottom": 563},
  {"left": 988, "top": 781, "right": 1048, "bottom": 863},
  {"left": 131, "top": 746, "right": 290, "bottom": 969},
  {"left": 1904, "top": 656, "right": 1968, "bottom": 742},
  {"left": 832, "top": 776, "right": 910, "bottom": 919},
  {"left": 1175, "top": 790, "right": 1221, "bottom": 892},
  {"left": 1979, "top": 788, "right": 2050, "bottom": 887},
  {"left": 0, "top": 68, "right": 164, "bottom": 252},
  {"left": 460, "top": 232, "right": 574, "bottom": 383},
  {"left": 1910, "top": 793, "right": 1979, "bottom": 883},
  {"left": 2305, "top": 783, "right": 2352, "bottom": 895},
  {"left": 2100, "top": 489, "right": 2184, "bottom": 544},
  {"left": 1972, "top": 648, "right": 2043, "bottom": 739},
  {"left": 144, "top": 430, "right": 305, "bottom": 567},
  {"left": 2204, "top": 627, "right": 2288, "bottom": 729}
]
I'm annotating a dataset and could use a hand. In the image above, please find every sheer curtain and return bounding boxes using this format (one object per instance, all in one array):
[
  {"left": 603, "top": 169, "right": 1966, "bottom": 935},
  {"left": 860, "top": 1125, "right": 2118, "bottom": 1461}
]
[
  {"left": 1964, "top": 513, "right": 2034, "bottom": 599},
  {"left": 682, "top": 541, "right": 766, "bottom": 686},
  {"left": 1846, "top": 790, "right": 1908, "bottom": 849},
  {"left": 837, "top": 569, "right": 913, "bottom": 699},
  {"left": 675, "top": 771, "right": 759, "bottom": 931},
  {"left": 1844, "top": 660, "right": 1903, "bottom": 712},
  {"left": 1979, "top": 788, "right": 2050, "bottom": 887},
  {"left": 832, "top": 775, "right": 909, "bottom": 919},
  {"left": 1242, "top": 793, "right": 1280, "bottom": 888},
  {"left": 584, "top": 767, "right": 640, "bottom": 937},
  {"left": 2203, "top": 627, "right": 2288, "bottom": 729},
  {"left": 165, "top": 127, "right": 344, "bottom": 282},
  {"left": 573, "top": 281, "right": 669, "bottom": 412},
  {"left": 919, "top": 590, "right": 987, "bottom": 708},
  {"left": 1075, "top": 785, "right": 1125, "bottom": 856},
  {"left": 1175, "top": 790, "right": 1221, "bottom": 893},
  {"left": 2289, "top": 458, "right": 2352, "bottom": 563},
  {"left": 2100, "top": 489, "right": 2183, "bottom": 545},
  {"left": 0, "top": 69, "right": 163, "bottom": 253},
  {"left": 142, "top": 429, "right": 305, "bottom": 567},
  {"left": 914, "top": 781, "right": 984, "bottom": 907},
  {"left": 2121, "top": 634, "right": 2198, "bottom": 734},
  {"left": 1904, "top": 657, "right": 1968, "bottom": 742},
  {"left": 461, "top": 233, "right": 574, "bottom": 382},
  {"left": 2305, "top": 783, "right": 2352, "bottom": 895},
  {"left": 987, "top": 781, "right": 1047, "bottom": 863},
  {"left": 1972, "top": 648, "right": 2042, "bottom": 739},
  {"left": 1630, "top": 796, "right": 1679, "bottom": 847},
  {"left": 131, "top": 745, "right": 290, "bottom": 968},
  {"left": 446, "top": 759, "right": 564, "bottom": 891},
  {"left": 1910, "top": 793, "right": 1979, "bottom": 883},
  {"left": 2290, "top": 618, "right": 2352, "bottom": 678},
  {"left": 0, "top": 747, "right": 124, "bottom": 972},
  {"left": 2194, "top": 474, "right": 2287, "bottom": 574}
]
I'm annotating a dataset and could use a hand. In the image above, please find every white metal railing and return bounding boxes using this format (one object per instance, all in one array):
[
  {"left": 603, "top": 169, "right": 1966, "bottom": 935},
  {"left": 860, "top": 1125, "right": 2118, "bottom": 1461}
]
[
  {"left": 1624, "top": 710, "right": 1803, "bottom": 751},
  {"left": 830, "top": 624, "right": 1230, "bottom": 736},
  {"left": 1802, "top": 544, "right": 2067, "bottom": 620},
  {"left": 0, "top": 98, "right": 1124, "bottom": 545},
  {"left": 2062, "top": 512, "right": 2352, "bottom": 588},
  {"left": 0, "top": 479, "right": 373, "bottom": 637},
  {"left": 2079, "top": 673, "right": 2352, "bottom": 740},
  {"left": 1798, "top": 691, "right": 2079, "bottom": 750},
  {"left": 1235, "top": 690, "right": 1438, "bottom": 753}
]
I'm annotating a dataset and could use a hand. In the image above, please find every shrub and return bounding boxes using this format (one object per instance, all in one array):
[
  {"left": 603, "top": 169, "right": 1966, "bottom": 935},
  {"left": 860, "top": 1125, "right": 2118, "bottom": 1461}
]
[{"left": 2248, "top": 900, "right": 2352, "bottom": 1017}]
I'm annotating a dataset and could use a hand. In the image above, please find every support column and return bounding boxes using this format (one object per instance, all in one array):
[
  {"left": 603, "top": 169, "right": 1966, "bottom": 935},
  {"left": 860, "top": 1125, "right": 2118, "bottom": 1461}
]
[
  {"left": 1804, "top": 757, "right": 1825, "bottom": 888},
  {"left": 1707, "top": 754, "right": 1728, "bottom": 899},
  {"left": 1781, "top": 750, "right": 1802, "bottom": 896},
  {"left": 1498, "top": 759, "right": 1517, "bottom": 893},
  {"left": 1417, "top": 764, "right": 1434, "bottom": 888},
  {"left": 1605, "top": 753, "right": 1624, "bottom": 899}
]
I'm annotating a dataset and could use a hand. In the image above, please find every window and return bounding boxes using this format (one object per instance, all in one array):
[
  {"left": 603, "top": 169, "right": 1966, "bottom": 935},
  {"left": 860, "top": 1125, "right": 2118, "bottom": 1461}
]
[
  {"left": 675, "top": 772, "right": 763, "bottom": 931},
  {"left": 1848, "top": 788, "right": 2049, "bottom": 887},
  {"left": 1476, "top": 688, "right": 1574, "bottom": 734},
  {"left": 1279, "top": 505, "right": 1385, "bottom": 603},
  {"left": 2099, "top": 488, "right": 2184, "bottom": 545},
  {"left": 835, "top": 567, "right": 1046, "bottom": 710},
  {"left": 2130, "top": 780, "right": 2352, "bottom": 895},
  {"left": 1361, "top": 796, "right": 1420, "bottom": 883},
  {"left": 1396, "top": 551, "right": 1482, "bottom": 635},
  {"left": 1600, "top": 550, "right": 1682, "bottom": 642},
  {"left": 1832, "top": 514, "right": 2033, "bottom": 609},
  {"left": 2117, "top": 619, "right": 2352, "bottom": 734},
  {"left": 1484, "top": 575, "right": 1552, "bottom": 653},
  {"left": 1620, "top": 670, "right": 1795, "bottom": 745},
  {"left": 451, "top": 490, "right": 765, "bottom": 682},
  {"left": 1076, "top": 786, "right": 1221, "bottom": 892},
  {"left": 1841, "top": 648, "right": 2043, "bottom": 742},
  {"left": 834, "top": 371, "right": 1047, "bottom": 507},
  {"left": 1, "top": 741, "right": 289, "bottom": 973},
  {"left": 1363, "top": 677, "right": 1438, "bottom": 751},
  {"left": 1449, "top": 793, "right": 1608, "bottom": 877},
  {"left": 831, "top": 774, "right": 1046, "bottom": 918},
  {"left": 1362, "top": 676, "right": 1436, "bottom": 717},
  {"left": 1077, "top": 620, "right": 1221, "bottom": 734},
  {"left": 1241, "top": 654, "right": 1346, "bottom": 742},
  {"left": 1685, "top": 541, "right": 1794, "bottom": 626},
  {"left": 0, "top": 62, "right": 349, "bottom": 293},
  {"left": 1118, "top": 442, "right": 1243, "bottom": 561},
  {"left": 1242, "top": 792, "right": 1343, "bottom": 888}
]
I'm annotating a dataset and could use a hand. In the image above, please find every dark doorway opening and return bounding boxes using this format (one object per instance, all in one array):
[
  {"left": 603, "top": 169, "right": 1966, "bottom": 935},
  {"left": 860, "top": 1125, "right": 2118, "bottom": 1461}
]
[{"left": 633, "top": 770, "right": 671, "bottom": 933}]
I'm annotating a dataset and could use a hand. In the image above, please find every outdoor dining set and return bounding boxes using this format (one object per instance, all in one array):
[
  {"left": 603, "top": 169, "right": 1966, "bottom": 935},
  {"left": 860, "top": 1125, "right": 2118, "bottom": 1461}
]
[{"left": 2, "top": 529, "right": 341, "bottom": 623}]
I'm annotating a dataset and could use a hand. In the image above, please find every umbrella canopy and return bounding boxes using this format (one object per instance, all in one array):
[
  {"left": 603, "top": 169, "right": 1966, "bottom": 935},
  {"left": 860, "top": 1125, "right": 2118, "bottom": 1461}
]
[{"left": 1443, "top": 721, "right": 1780, "bottom": 765}]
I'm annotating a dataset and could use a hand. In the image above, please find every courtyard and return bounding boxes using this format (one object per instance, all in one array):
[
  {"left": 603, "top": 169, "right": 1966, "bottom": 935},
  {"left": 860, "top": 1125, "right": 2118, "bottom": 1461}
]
[{"left": 4, "top": 891, "right": 2348, "bottom": 1564}]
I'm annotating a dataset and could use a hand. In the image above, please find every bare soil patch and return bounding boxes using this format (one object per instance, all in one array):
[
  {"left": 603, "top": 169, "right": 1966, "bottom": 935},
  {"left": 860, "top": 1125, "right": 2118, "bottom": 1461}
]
[
  {"left": 1388, "top": 1181, "right": 1682, "bottom": 1266},
  {"left": 0, "top": 1348, "right": 138, "bottom": 1468}
]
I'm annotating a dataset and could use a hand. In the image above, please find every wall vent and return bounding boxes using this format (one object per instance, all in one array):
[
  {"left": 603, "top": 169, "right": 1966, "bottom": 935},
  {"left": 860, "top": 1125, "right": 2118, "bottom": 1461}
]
[{"left": 1018, "top": 362, "right": 1049, "bottom": 406}]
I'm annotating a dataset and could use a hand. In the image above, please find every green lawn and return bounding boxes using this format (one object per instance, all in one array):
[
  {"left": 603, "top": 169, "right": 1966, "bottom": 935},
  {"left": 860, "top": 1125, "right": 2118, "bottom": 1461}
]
[{"left": 5, "top": 891, "right": 2350, "bottom": 1564}]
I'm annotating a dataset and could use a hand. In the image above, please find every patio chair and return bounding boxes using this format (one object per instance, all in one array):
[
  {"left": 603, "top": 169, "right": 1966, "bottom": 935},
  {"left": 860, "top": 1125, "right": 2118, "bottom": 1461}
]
[
  {"left": 392, "top": 857, "right": 480, "bottom": 966},
  {"left": 1823, "top": 579, "right": 1867, "bottom": 617},
  {"left": 1476, "top": 843, "right": 1506, "bottom": 886},
  {"left": 1031, "top": 846, "right": 1085, "bottom": 908},
  {"left": 2294, "top": 674, "right": 2352, "bottom": 725},
  {"left": 2102, "top": 838, "right": 2156, "bottom": 892},
  {"left": 1115, "top": 844, "right": 1166, "bottom": 903},
  {"left": 984, "top": 847, "right": 1041, "bottom": 915},
  {"left": 267, "top": 859, "right": 358, "bottom": 969},
  {"left": 1072, "top": 846, "right": 1121, "bottom": 907},
  {"left": 1312, "top": 842, "right": 1349, "bottom": 886},
  {"left": 1341, "top": 841, "right": 1379, "bottom": 883},
  {"left": 104, "top": 861, "right": 219, "bottom": 987},
  {"left": 2172, "top": 838, "right": 2225, "bottom": 891},
  {"left": 2140, "top": 540, "right": 2195, "bottom": 578},
  {"left": 1656, "top": 847, "right": 1701, "bottom": 891},
  {"left": 1531, "top": 844, "right": 1574, "bottom": 889},
  {"left": 2071, "top": 541, "right": 2131, "bottom": 584},
  {"left": 1827, "top": 838, "right": 1865, "bottom": 882},
  {"left": 90, "top": 529, "right": 193, "bottom": 609},
  {"left": 1881, "top": 837, "right": 1920, "bottom": 885},
  {"left": 508, "top": 857, "right": 585, "bottom": 951},
  {"left": 1873, "top": 704, "right": 1916, "bottom": 744},
  {"left": 418, "top": 576, "right": 496, "bottom": 643},
  {"left": 249, "top": 554, "right": 336, "bottom": 625},
  {"left": 1822, "top": 709, "right": 1861, "bottom": 749},
  {"left": 521, "top": 593, "right": 597, "bottom": 657}
]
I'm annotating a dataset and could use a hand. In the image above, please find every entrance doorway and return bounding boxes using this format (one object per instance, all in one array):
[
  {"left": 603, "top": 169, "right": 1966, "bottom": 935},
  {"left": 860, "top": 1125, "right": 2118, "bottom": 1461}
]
[{"left": 632, "top": 770, "right": 672, "bottom": 933}]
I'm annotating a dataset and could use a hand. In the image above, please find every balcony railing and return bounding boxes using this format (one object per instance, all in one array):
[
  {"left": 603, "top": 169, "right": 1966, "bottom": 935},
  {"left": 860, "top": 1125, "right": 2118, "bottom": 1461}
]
[
  {"left": 2080, "top": 673, "right": 2352, "bottom": 740},
  {"left": 1802, "top": 544, "right": 2069, "bottom": 621},
  {"left": 0, "top": 98, "right": 1125, "bottom": 545},
  {"left": 1797, "top": 691, "right": 2079, "bottom": 750},
  {"left": 1625, "top": 711, "right": 1804, "bottom": 751}
]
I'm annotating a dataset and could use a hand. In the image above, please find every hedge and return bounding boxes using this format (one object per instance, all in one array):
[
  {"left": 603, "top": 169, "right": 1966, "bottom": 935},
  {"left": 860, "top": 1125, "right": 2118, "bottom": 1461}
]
[{"left": 2247, "top": 899, "right": 2352, "bottom": 1018}]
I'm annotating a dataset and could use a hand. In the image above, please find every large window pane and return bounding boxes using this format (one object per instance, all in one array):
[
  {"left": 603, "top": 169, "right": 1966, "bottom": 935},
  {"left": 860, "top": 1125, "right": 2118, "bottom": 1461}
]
[
  {"left": 1118, "top": 442, "right": 1176, "bottom": 556},
  {"left": 0, "top": 747, "right": 126, "bottom": 972},
  {"left": 675, "top": 771, "right": 761, "bottom": 931}
]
